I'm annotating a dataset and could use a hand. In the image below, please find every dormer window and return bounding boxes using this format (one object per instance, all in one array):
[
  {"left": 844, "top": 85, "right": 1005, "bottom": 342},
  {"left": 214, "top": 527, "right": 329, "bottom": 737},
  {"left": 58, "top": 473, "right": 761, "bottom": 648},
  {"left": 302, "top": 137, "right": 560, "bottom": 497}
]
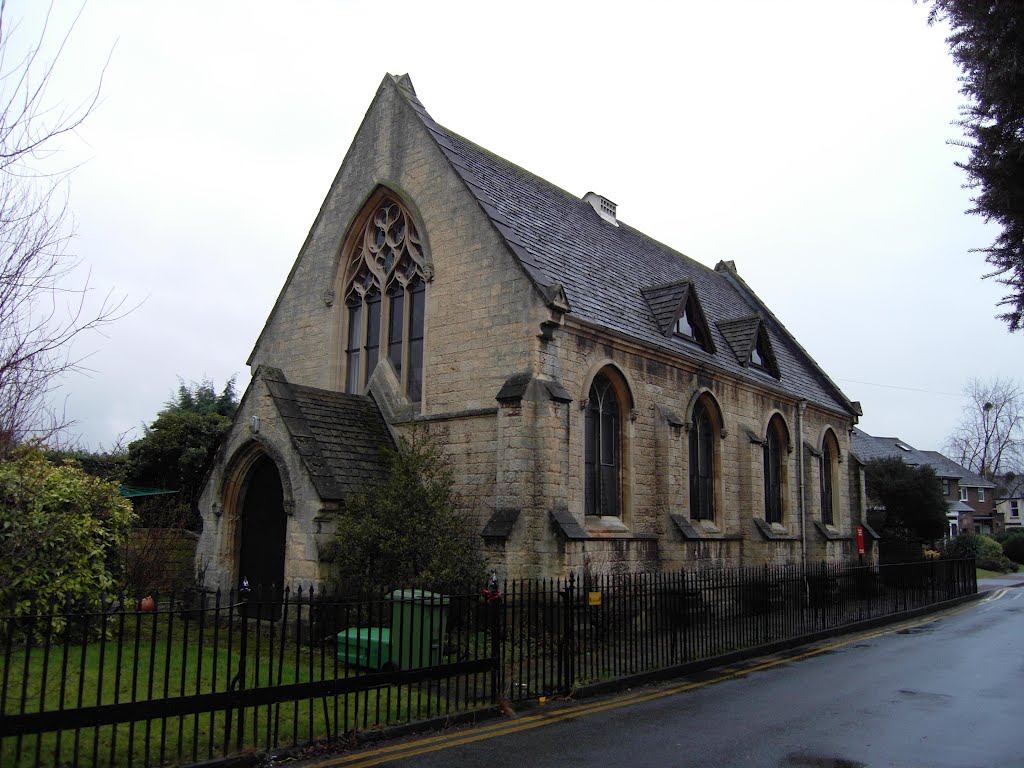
[
  {"left": 676, "top": 311, "right": 693, "bottom": 338},
  {"left": 718, "top": 315, "right": 779, "bottom": 378},
  {"left": 673, "top": 298, "right": 708, "bottom": 347},
  {"left": 750, "top": 328, "right": 769, "bottom": 370},
  {"left": 750, "top": 344, "right": 764, "bottom": 367},
  {"left": 642, "top": 280, "right": 714, "bottom": 352}
]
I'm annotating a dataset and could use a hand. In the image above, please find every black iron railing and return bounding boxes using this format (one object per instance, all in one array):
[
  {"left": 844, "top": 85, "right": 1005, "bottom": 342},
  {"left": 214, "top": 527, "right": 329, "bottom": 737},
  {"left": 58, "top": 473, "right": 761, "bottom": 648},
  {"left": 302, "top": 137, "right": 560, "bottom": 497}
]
[{"left": 0, "top": 558, "right": 976, "bottom": 767}]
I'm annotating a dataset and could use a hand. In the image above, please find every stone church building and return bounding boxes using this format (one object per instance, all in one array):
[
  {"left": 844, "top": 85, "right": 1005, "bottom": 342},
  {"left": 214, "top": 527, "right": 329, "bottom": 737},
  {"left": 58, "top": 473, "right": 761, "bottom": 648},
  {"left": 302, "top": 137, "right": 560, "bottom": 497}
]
[{"left": 195, "top": 74, "right": 869, "bottom": 591}]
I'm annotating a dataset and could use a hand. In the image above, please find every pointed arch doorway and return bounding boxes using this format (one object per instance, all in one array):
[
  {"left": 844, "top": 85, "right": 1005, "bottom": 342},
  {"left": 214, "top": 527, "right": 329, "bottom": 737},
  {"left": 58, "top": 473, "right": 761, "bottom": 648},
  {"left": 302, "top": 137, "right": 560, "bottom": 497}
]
[{"left": 237, "top": 454, "right": 287, "bottom": 598}]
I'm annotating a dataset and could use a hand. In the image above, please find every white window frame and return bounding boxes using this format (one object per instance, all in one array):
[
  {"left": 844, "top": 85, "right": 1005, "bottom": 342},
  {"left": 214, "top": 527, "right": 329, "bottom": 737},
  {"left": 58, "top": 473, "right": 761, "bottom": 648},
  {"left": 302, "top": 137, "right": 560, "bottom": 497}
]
[
  {"left": 959, "top": 486, "right": 968, "bottom": 502},
  {"left": 978, "top": 487, "right": 985, "bottom": 502}
]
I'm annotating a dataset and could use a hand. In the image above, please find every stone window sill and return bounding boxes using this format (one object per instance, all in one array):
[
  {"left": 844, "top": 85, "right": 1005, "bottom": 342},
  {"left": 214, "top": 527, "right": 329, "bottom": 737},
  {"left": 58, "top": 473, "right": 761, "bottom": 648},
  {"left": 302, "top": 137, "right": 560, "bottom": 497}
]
[{"left": 585, "top": 515, "right": 630, "bottom": 535}]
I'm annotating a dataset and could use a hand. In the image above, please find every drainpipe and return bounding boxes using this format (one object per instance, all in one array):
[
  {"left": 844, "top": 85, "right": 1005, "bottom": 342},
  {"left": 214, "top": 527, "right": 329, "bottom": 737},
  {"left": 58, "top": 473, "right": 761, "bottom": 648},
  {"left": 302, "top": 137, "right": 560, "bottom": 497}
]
[{"left": 797, "top": 400, "right": 808, "bottom": 572}]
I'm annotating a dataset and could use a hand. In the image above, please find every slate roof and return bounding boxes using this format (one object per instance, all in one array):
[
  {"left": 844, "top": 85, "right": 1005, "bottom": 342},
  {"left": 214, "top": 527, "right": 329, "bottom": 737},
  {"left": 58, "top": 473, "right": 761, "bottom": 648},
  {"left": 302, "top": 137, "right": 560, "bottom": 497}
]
[
  {"left": 261, "top": 367, "right": 394, "bottom": 502},
  {"left": 641, "top": 281, "right": 687, "bottom": 336},
  {"left": 717, "top": 316, "right": 761, "bottom": 365},
  {"left": 850, "top": 428, "right": 936, "bottom": 468},
  {"left": 919, "top": 451, "right": 995, "bottom": 489},
  {"left": 850, "top": 428, "right": 995, "bottom": 488},
  {"left": 716, "top": 315, "right": 779, "bottom": 376},
  {"left": 390, "top": 75, "right": 857, "bottom": 418}
]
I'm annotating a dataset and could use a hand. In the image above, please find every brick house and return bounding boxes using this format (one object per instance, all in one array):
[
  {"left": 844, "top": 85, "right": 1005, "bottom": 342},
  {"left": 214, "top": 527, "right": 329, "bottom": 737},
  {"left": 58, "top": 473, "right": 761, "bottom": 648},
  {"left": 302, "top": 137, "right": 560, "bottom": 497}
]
[
  {"left": 195, "top": 74, "right": 868, "bottom": 591},
  {"left": 850, "top": 429, "right": 1002, "bottom": 537}
]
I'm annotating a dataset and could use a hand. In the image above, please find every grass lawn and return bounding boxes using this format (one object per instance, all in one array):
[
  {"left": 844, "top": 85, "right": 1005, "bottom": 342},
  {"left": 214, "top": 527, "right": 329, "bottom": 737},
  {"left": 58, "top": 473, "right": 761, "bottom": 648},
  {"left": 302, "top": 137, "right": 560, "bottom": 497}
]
[
  {"left": 977, "top": 563, "right": 1021, "bottom": 579},
  {"left": 1, "top": 613, "right": 486, "bottom": 768}
]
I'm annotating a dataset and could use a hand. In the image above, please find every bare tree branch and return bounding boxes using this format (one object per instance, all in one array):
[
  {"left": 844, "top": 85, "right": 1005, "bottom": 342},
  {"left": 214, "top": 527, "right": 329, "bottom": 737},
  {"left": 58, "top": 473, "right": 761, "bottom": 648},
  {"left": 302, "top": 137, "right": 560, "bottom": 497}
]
[
  {"left": 944, "top": 377, "right": 1024, "bottom": 480},
  {"left": 0, "top": 1, "right": 125, "bottom": 452}
]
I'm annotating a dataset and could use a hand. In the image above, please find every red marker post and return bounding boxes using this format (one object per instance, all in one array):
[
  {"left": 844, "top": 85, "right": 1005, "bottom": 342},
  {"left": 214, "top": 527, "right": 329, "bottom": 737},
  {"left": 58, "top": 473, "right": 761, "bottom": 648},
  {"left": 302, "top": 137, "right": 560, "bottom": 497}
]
[{"left": 856, "top": 525, "right": 865, "bottom": 566}]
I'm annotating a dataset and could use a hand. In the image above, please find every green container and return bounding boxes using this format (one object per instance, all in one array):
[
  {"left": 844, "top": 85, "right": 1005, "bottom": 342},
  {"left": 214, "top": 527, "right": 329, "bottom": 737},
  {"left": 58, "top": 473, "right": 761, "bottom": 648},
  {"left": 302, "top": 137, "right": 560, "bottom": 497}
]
[
  {"left": 388, "top": 589, "right": 449, "bottom": 670},
  {"left": 336, "top": 626, "right": 391, "bottom": 670}
]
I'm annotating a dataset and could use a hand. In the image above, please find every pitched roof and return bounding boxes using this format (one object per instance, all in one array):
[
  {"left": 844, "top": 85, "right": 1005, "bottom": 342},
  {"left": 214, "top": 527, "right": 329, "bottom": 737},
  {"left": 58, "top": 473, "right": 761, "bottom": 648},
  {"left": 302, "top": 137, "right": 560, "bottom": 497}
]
[
  {"left": 641, "top": 281, "right": 692, "bottom": 337},
  {"left": 640, "top": 280, "right": 715, "bottom": 351},
  {"left": 850, "top": 428, "right": 936, "bottom": 468},
  {"left": 919, "top": 451, "right": 995, "bottom": 489},
  {"left": 261, "top": 367, "right": 394, "bottom": 502},
  {"left": 850, "top": 428, "right": 995, "bottom": 488},
  {"left": 717, "top": 316, "right": 760, "bottom": 364},
  {"left": 388, "top": 75, "right": 857, "bottom": 418},
  {"left": 717, "top": 315, "right": 779, "bottom": 376}
]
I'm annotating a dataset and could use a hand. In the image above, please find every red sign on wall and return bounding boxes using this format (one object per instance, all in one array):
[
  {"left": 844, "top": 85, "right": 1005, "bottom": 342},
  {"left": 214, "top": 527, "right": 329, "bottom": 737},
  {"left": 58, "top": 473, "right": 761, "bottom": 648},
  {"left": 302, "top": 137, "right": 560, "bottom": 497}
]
[{"left": 856, "top": 526, "right": 865, "bottom": 555}]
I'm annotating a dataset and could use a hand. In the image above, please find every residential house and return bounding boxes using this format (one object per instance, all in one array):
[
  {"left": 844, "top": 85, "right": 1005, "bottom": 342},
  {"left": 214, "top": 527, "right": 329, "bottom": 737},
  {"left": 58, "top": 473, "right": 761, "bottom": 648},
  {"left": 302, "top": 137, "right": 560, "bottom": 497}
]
[
  {"left": 195, "top": 74, "right": 869, "bottom": 591},
  {"left": 995, "top": 474, "right": 1024, "bottom": 530},
  {"left": 921, "top": 451, "right": 1001, "bottom": 535},
  {"left": 850, "top": 429, "right": 1001, "bottom": 537}
]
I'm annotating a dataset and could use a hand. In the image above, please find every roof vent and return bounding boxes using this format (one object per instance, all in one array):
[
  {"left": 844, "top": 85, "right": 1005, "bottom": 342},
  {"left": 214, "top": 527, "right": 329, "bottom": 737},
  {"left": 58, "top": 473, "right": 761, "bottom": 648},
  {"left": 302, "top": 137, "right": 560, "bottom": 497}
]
[{"left": 583, "top": 192, "right": 618, "bottom": 227}]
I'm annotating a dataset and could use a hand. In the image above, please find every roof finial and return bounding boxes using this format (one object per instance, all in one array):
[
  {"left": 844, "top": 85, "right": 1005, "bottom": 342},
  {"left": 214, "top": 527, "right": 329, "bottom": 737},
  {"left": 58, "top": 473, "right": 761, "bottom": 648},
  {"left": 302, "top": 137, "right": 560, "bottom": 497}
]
[{"left": 392, "top": 73, "right": 416, "bottom": 95}]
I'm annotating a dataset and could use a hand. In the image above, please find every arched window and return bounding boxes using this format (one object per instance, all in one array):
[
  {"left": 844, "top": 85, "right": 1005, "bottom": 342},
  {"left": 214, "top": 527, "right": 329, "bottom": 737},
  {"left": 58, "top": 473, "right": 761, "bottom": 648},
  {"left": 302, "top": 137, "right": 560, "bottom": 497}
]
[
  {"left": 820, "top": 430, "right": 839, "bottom": 525},
  {"left": 342, "top": 195, "right": 426, "bottom": 400},
  {"left": 689, "top": 398, "right": 715, "bottom": 521},
  {"left": 344, "top": 298, "right": 362, "bottom": 394},
  {"left": 764, "top": 415, "right": 787, "bottom": 523},
  {"left": 585, "top": 373, "right": 621, "bottom": 517}
]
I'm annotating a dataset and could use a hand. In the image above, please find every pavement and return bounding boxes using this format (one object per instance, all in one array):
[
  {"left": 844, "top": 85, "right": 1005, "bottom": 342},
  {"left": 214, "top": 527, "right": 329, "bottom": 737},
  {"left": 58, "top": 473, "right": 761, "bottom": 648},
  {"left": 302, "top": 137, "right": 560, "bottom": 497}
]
[{"left": 976, "top": 570, "right": 1024, "bottom": 591}]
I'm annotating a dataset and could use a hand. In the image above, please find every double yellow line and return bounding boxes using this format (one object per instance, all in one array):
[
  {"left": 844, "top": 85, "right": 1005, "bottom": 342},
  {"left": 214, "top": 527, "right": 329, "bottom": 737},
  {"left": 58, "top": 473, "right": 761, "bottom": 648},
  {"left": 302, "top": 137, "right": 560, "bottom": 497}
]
[{"left": 312, "top": 609, "right": 962, "bottom": 768}]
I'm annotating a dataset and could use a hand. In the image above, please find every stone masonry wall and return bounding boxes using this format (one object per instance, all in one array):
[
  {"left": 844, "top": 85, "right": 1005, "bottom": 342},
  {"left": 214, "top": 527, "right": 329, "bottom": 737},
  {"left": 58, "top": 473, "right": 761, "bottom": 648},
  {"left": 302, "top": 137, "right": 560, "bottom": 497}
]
[
  {"left": 195, "top": 375, "right": 330, "bottom": 592},
  {"left": 249, "top": 79, "right": 548, "bottom": 420},
  {"left": 519, "top": 318, "right": 859, "bottom": 575}
]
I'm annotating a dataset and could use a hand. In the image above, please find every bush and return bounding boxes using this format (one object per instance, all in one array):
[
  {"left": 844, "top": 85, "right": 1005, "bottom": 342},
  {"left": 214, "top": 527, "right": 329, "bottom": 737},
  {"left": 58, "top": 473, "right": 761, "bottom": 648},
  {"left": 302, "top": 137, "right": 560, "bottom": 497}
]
[
  {"left": 1001, "top": 534, "right": 1024, "bottom": 565},
  {"left": 977, "top": 556, "right": 1017, "bottom": 573},
  {"left": 956, "top": 533, "right": 1017, "bottom": 573},
  {"left": 942, "top": 532, "right": 983, "bottom": 559},
  {"left": 332, "top": 430, "right": 485, "bottom": 595},
  {"left": 977, "top": 534, "right": 1004, "bottom": 561},
  {"left": 0, "top": 447, "right": 135, "bottom": 625}
]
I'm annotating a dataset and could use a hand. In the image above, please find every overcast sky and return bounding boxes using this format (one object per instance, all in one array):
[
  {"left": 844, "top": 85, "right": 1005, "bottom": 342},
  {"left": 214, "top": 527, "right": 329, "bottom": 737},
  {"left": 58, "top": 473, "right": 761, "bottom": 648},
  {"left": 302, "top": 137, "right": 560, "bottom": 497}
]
[{"left": 12, "top": 0, "right": 1021, "bottom": 453}]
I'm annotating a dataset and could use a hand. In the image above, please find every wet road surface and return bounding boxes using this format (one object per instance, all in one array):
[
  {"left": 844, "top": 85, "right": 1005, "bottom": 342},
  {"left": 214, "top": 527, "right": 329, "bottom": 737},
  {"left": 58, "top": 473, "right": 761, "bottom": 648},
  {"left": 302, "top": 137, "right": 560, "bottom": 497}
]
[{"left": 301, "top": 588, "right": 1023, "bottom": 768}]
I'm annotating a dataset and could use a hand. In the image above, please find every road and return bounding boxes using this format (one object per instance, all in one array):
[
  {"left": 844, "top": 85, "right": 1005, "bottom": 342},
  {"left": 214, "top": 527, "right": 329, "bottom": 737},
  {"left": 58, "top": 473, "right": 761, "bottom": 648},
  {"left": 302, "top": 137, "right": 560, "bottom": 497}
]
[{"left": 300, "top": 586, "right": 1024, "bottom": 768}]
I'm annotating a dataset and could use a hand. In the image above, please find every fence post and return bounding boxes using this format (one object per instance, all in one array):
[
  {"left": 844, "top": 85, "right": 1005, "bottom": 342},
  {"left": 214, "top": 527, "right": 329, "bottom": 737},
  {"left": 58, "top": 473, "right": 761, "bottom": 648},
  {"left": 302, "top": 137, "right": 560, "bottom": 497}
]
[
  {"left": 562, "top": 572, "right": 576, "bottom": 695},
  {"left": 231, "top": 579, "right": 251, "bottom": 752},
  {"left": 488, "top": 577, "right": 502, "bottom": 705},
  {"left": 762, "top": 564, "right": 770, "bottom": 643},
  {"left": 819, "top": 560, "right": 826, "bottom": 630}
]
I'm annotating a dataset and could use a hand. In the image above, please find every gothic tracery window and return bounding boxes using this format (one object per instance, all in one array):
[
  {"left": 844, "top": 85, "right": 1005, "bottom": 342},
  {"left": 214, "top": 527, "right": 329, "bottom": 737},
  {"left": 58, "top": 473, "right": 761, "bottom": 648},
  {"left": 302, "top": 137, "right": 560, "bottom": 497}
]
[{"left": 343, "top": 196, "right": 426, "bottom": 400}]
